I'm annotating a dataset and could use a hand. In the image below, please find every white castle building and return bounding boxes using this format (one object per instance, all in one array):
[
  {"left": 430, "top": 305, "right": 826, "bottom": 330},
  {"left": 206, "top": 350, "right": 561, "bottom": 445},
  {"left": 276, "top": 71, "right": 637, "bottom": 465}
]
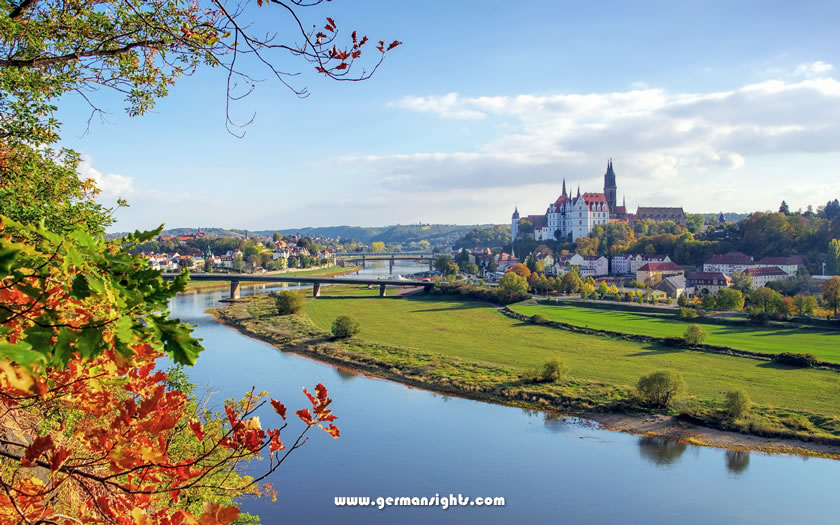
[{"left": 511, "top": 160, "right": 622, "bottom": 242}]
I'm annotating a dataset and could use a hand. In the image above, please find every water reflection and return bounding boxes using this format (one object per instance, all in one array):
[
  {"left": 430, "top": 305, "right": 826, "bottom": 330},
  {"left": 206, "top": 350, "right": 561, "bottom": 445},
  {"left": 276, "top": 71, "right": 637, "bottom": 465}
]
[
  {"left": 638, "top": 436, "right": 688, "bottom": 467},
  {"left": 725, "top": 450, "right": 750, "bottom": 475}
]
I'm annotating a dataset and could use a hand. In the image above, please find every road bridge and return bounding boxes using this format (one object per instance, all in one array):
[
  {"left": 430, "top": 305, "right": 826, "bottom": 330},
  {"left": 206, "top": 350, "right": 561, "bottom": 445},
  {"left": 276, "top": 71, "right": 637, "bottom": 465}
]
[
  {"left": 332, "top": 252, "right": 436, "bottom": 272},
  {"left": 162, "top": 272, "right": 431, "bottom": 300}
]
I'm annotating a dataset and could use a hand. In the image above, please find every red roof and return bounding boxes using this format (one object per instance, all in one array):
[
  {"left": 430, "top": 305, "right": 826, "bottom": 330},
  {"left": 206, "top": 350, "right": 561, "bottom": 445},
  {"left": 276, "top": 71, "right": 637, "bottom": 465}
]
[
  {"left": 757, "top": 256, "right": 804, "bottom": 266},
  {"left": 745, "top": 266, "right": 788, "bottom": 277},
  {"left": 581, "top": 192, "right": 607, "bottom": 203},
  {"left": 554, "top": 195, "right": 569, "bottom": 207},
  {"left": 638, "top": 262, "right": 683, "bottom": 272},
  {"left": 615, "top": 206, "right": 627, "bottom": 214},
  {"left": 686, "top": 272, "right": 730, "bottom": 284},
  {"left": 705, "top": 252, "right": 754, "bottom": 265}
]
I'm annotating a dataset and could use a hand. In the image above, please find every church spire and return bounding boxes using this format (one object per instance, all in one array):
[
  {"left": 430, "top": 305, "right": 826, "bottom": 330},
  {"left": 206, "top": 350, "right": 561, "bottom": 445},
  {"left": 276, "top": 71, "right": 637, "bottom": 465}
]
[
  {"left": 576, "top": 184, "right": 581, "bottom": 198},
  {"left": 562, "top": 179, "right": 567, "bottom": 197}
]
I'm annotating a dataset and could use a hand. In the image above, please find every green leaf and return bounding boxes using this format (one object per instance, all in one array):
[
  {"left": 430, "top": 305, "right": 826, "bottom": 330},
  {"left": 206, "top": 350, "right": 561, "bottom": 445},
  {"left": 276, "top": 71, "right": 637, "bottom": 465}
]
[
  {"left": 0, "top": 247, "right": 19, "bottom": 276},
  {"left": 70, "top": 274, "right": 91, "bottom": 299},
  {"left": 153, "top": 315, "right": 203, "bottom": 366},
  {"left": 0, "top": 341, "right": 45, "bottom": 368}
]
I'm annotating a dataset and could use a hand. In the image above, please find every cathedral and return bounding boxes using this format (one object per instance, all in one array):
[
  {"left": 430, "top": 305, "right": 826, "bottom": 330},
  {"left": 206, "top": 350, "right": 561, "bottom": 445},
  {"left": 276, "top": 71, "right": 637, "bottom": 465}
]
[{"left": 511, "top": 160, "right": 625, "bottom": 243}]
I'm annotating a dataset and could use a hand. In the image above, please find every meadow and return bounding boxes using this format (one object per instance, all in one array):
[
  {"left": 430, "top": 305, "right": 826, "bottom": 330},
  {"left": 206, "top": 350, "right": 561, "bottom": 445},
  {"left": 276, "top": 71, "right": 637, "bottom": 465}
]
[{"left": 509, "top": 303, "right": 840, "bottom": 364}]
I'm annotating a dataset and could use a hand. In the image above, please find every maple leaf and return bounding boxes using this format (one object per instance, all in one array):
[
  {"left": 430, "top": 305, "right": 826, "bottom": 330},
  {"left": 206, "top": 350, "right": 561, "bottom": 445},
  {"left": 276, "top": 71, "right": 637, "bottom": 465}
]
[
  {"left": 21, "top": 435, "right": 54, "bottom": 467},
  {"left": 189, "top": 418, "right": 205, "bottom": 441},
  {"left": 48, "top": 447, "right": 72, "bottom": 472},
  {"left": 270, "top": 399, "right": 286, "bottom": 419}
]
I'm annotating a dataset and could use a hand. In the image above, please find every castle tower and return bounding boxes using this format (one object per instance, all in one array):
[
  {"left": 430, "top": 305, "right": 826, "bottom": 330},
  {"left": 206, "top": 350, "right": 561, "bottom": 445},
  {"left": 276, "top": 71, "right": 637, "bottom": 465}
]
[
  {"left": 511, "top": 206, "right": 520, "bottom": 243},
  {"left": 604, "top": 158, "right": 617, "bottom": 217}
]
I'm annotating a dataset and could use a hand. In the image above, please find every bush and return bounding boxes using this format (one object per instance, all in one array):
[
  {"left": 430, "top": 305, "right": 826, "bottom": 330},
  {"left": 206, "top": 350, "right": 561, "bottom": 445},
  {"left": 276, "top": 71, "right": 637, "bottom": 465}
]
[
  {"left": 682, "top": 324, "right": 707, "bottom": 346},
  {"left": 540, "top": 358, "right": 568, "bottom": 382},
  {"left": 772, "top": 352, "right": 818, "bottom": 368},
  {"left": 725, "top": 389, "right": 751, "bottom": 418},
  {"left": 530, "top": 313, "right": 548, "bottom": 324},
  {"left": 331, "top": 315, "right": 360, "bottom": 339},
  {"left": 275, "top": 290, "right": 306, "bottom": 315},
  {"left": 637, "top": 370, "right": 686, "bottom": 407},
  {"left": 678, "top": 307, "right": 697, "bottom": 320}
]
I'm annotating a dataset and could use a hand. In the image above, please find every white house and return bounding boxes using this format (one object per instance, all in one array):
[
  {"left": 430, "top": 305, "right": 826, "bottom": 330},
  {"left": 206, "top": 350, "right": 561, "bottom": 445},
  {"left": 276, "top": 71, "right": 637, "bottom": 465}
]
[{"left": 745, "top": 266, "right": 789, "bottom": 289}]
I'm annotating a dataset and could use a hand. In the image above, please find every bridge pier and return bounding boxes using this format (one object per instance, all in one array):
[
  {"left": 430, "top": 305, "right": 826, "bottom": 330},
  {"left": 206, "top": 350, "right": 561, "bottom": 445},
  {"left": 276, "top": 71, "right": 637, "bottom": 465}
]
[
  {"left": 230, "top": 280, "right": 241, "bottom": 300},
  {"left": 313, "top": 283, "right": 321, "bottom": 297},
  {"left": 423, "top": 284, "right": 432, "bottom": 293},
  {"left": 389, "top": 256, "right": 394, "bottom": 274},
  {"left": 429, "top": 260, "right": 434, "bottom": 272},
  {"left": 379, "top": 284, "right": 387, "bottom": 297}
]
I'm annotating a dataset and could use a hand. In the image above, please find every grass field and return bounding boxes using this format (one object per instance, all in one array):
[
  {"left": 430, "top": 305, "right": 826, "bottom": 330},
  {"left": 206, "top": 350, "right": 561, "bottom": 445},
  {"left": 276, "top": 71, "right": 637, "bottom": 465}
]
[
  {"left": 509, "top": 304, "right": 840, "bottom": 364},
  {"left": 302, "top": 296, "right": 840, "bottom": 418}
]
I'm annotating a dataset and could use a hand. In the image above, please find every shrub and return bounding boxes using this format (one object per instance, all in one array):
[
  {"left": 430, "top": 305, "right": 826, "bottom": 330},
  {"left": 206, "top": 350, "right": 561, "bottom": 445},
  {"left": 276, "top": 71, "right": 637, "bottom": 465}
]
[
  {"left": 540, "top": 358, "right": 569, "bottom": 382},
  {"left": 678, "top": 307, "right": 697, "bottom": 320},
  {"left": 683, "top": 324, "right": 707, "bottom": 346},
  {"left": 725, "top": 389, "right": 751, "bottom": 418},
  {"left": 530, "top": 313, "right": 548, "bottom": 324},
  {"left": 275, "top": 290, "right": 306, "bottom": 315},
  {"left": 781, "top": 414, "right": 815, "bottom": 432},
  {"left": 331, "top": 315, "right": 360, "bottom": 339},
  {"left": 637, "top": 370, "right": 686, "bottom": 407},
  {"left": 772, "top": 352, "right": 818, "bottom": 368}
]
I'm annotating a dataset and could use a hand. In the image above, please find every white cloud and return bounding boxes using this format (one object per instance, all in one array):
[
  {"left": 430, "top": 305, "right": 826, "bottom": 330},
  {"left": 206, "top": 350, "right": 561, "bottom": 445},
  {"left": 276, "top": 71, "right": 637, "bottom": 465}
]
[
  {"left": 78, "top": 155, "right": 134, "bottom": 198},
  {"left": 792, "top": 60, "right": 834, "bottom": 77},
  {"left": 347, "top": 71, "right": 840, "bottom": 215}
]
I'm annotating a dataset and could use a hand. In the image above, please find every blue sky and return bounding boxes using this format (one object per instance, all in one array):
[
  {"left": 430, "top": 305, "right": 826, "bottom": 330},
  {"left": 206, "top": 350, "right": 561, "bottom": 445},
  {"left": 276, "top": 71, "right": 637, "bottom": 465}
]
[{"left": 56, "top": 0, "right": 840, "bottom": 232}]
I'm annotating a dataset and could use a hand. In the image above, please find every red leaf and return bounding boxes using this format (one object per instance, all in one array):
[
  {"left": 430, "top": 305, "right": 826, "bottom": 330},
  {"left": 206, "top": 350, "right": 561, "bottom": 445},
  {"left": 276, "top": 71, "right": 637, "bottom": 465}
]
[
  {"left": 387, "top": 40, "right": 403, "bottom": 51},
  {"left": 336, "top": 62, "right": 348, "bottom": 70},
  {"left": 315, "top": 66, "right": 327, "bottom": 73},
  {"left": 270, "top": 399, "right": 286, "bottom": 420},
  {"left": 22, "top": 435, "right": 54, "bottom": 467},
  {"left": 224, "top": 405, "right": 239, "bottom": 428},
  {"left": 48, "top": 447, "right": 72, "bottom": 472},
  {"left": 351, "top": 30, "right": 357, "bottom": 43},
  {"left": 326, "top": 17, "right": 336, "bottom": 29},
  {"left": 302, "top": 387, "right": 316, "bottom": 407},
  {"left": 189, "top": 418, "right": 205, "bottom": 441},
  {"left": 296, "top": 408, "right": 313, "bottom": 426},
  {"left": 320, "top": 423, "right": 341, "bottom": 439}
]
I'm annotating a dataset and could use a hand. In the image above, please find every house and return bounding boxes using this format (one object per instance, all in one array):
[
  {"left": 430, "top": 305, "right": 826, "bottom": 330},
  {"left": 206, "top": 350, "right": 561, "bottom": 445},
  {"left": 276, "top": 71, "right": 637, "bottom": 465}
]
[
  {"left": 636, "top": 262, "right": 684, "bottom": 284},
  {"left": 654, "top": 275, "right": 686, "bottom": 298},
  {"left": 611, "top": 253, "right": 671, "bottom": 275},
  {"left": 745, "top": 266, "right": 789, "bottom": 289},
  {"left": 685, "top": 272, "right": 731, "bottom": 297},
  {"left": 703, "top": 252, "right": 755, "bottom": 274},
  {"left": 582, "top": 255, "right": 609, "bottom": 277}
]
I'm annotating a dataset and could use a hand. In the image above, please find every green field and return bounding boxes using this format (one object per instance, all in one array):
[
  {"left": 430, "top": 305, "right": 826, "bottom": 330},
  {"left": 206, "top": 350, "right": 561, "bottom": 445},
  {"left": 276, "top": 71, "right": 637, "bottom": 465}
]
[
  {"left": 302, "top": 296, "right": 840, "bottom": 418},
  {"left": 509, "top": 304, "right": 840, "bottom": 364}
]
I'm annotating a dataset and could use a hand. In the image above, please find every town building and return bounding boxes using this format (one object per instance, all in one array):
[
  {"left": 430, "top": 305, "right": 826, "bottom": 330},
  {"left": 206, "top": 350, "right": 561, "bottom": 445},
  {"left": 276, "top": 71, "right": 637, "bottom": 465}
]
[
  {"left": 685, "top": 272, "right": 731, "bottom": 297},
  {"left": 745, "top": 266, "right": 789, "bottom": 289},
  {"left": 702, "top": 252, "right": 756, "bottom": 274},
  {"left": 636, "top": 261, "right": 684, "bottom": 284},
  {"left": 554, "top": 254, "right": 609, "bottom": 277},
  {"left": 611, "top": 254, "right": 672, "bottom": 275},
  {"left": 654, "top": 275, "right": 686, "bottom": 298},
  {"left": 635, "top": 207, "right": 687, "bottom": 226}
]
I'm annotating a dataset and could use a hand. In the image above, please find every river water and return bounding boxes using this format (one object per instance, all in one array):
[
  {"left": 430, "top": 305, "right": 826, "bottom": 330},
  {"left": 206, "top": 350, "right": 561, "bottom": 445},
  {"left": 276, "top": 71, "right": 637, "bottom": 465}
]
[{"left": 169, "top": 261, "right": 837, "bottom": 524}]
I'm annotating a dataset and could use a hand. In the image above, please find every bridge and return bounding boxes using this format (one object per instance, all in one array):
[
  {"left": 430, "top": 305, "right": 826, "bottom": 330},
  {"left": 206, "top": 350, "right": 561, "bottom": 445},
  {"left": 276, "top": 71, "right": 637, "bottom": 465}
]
[
  {"left": 162, "top": 272, "right": 432, "bottom": 300},
  {"left": 332, "top": 252, "right": 437, "bottom": 272}
]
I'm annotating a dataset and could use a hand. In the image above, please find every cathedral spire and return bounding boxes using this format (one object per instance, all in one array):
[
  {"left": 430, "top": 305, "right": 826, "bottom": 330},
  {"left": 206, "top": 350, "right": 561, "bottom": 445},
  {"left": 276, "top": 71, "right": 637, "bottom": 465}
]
[
  {"left": 576, "top": 184, "right": 581, "bottom": 198},
  {"left": 562, "top": 179, "right": 567, "bottom": 197}
]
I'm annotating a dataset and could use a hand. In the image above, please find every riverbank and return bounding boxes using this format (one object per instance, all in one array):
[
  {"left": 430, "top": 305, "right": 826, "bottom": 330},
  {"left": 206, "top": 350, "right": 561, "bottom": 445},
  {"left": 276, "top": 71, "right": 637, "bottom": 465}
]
[
  {"left": 181, "top": 265, "right": 361, "bottom": 293},
  {"left": 210, "top": 293, "right": 840, "bottom": 459}
]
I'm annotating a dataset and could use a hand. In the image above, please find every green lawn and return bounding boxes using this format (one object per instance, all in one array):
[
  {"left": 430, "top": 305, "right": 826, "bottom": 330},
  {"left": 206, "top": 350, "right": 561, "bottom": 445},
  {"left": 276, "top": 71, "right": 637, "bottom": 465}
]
[
  {"left": 511, "top": 304, "right": 840, "bottom": 364},
  {"left": 304, "top": 296, "right": 840, "bottom": 417}
]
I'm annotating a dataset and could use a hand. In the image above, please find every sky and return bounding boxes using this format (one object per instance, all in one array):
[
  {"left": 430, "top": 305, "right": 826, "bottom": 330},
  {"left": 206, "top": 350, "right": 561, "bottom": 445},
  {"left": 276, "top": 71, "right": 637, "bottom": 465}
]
[{"left": 55, "top": 0, "right": 840, "bottom": 232}]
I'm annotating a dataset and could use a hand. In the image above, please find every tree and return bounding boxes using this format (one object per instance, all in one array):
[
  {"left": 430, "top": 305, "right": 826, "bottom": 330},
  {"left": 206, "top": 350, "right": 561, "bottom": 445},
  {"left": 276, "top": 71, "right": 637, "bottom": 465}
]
[
  {"left": 822, "top": 276, "right": 840, "bottom": 318},
  {"left": 486, "top": 258, "right": 499, "bottom": 273},
  {"left": 683, "top": 324, "right": 707, "bottom": 347},
  {"left": 539, "top": 358, "right": 568, "bottom": 382},
  {"left": 778, "top": 296, "right": 796, "bottom": 319},
  {"left": 331, "top": 315, "right": 360, "bottom": 338},
  {"left": 685, "top": 213, "right": 705, "bottom": 233},
  {"left": 498, "top": 271, "right": 528, "bottom": 296},
  {"left": 725, "top": 389, "right": 752, "bottom": 419},
  {"left": 462, "top": 262, "right": 479, "bottom": 275},
  {"left": 433, "top": 255, "right": 458, "bottom": 276},
  {"left": 793, "top": 294, "right": 818, "bottom": 316},
  {"left": 750, "top": 286, "right": 783, "bottom": 313},
  {"left": 508, "top": 263, "right": 531, "bottom": 279},
  {"left": 273, "top": 232, "right": 283, "bottom": 242},
  {"left": 561, "top": 269, "right": 582, "bottom": 293},
  {"left": 597, "top": 281, "right": 609, "bottom": 298},
  {"left": 828, "top": 239, "right": 840, "bottom": 275},
  {"left": 0, "top": 220, "right": 340, "bottom": 522},
  {"left": 731, "top": 272, "right": 754, "bottom": 295},
  {"left": 715, "top": 288, "right": 744, "bottom": 311},
  {"left": 779, "top": 200, "right": 790, "bottom": 214},
  {"left": 275, "top": 290, "right": 306, "bottom": 314},
  {"left": 232, "top": 253, "right": 245, "bottom": 272},
  {"left": 518, "top": 220, "right": 534, "bottom": 234},
  {"left": 677, "top": 294, "right": 690, "bottom": 307},
  {"left": 636, "top": 370, "right": 686, "bottom": 407},
  {"left": 370, "top": 241, "right": 386, "bottom": 253},
  {"left": 701, "top": 293, "right": 717, "bottom": 310}
]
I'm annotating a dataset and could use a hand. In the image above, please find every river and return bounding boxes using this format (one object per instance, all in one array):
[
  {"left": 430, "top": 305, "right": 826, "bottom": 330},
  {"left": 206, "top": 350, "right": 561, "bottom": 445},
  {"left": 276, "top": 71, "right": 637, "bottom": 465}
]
[{"left": 169, "top": 260, "right": 837, "bottom": 524}]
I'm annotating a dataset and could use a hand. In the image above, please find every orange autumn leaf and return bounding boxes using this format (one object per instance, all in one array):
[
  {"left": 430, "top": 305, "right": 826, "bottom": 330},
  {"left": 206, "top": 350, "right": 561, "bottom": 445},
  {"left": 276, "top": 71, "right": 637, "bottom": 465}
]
[
  {"left": 270, "top": 399, "right": 286, "bottom": 419},
  {"left": 21, "top": 435, "right": 54, "bottom": 467}
]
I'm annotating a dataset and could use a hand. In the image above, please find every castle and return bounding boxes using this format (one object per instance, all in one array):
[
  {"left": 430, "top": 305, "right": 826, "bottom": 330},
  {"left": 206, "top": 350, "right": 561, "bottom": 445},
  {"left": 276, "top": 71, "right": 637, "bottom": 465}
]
[{"left": 511, "top": 160, "right": 626, "bottom": 243}]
